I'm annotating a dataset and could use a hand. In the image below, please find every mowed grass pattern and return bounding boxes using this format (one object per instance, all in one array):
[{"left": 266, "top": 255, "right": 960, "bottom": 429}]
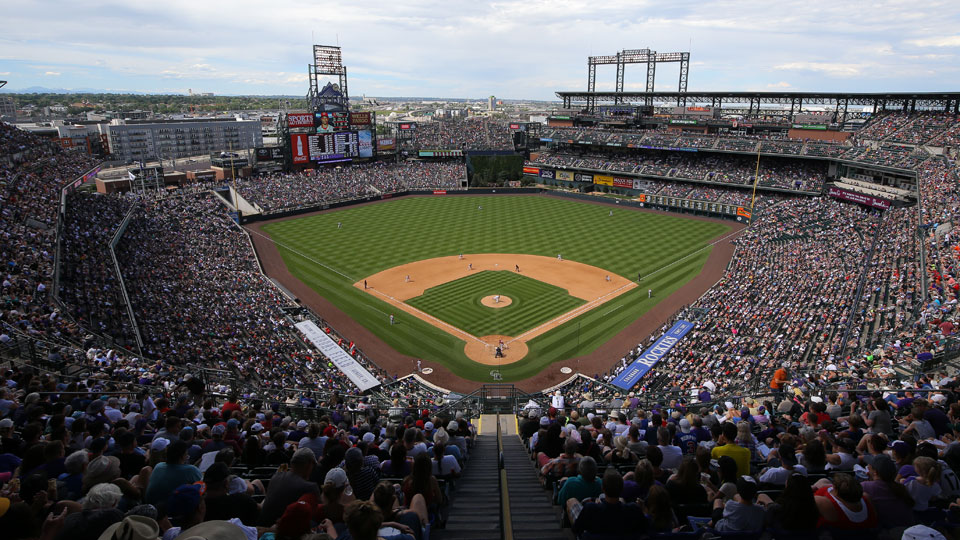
[
  {"left": 262, "top": 195, "right": 731, "bottom": 381},
  {"left": 407, "top": 271, "right": 585, "bottom": 337}
]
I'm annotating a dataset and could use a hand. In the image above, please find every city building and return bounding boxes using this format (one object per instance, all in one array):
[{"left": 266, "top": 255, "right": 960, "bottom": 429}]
[
  {"left": 106, "top": 117, "right": 262, "bottom": 164},
  {"left": 0, "top": 96, "right": 16, "bottom": 122}
]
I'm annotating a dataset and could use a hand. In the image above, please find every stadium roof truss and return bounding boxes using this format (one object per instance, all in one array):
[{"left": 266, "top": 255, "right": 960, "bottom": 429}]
[
  {"left": 558, "top": 90, "right": 960, "bottom": 118},
  {"left": 587, "top": 49, "right": 690, "bottom": 109}
]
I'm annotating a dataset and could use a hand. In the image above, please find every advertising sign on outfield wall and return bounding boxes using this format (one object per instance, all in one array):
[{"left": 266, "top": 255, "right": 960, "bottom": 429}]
[
  {"left": 594, "top": 175, "right": 614, "bottom": 186},
  {"left": 611, "top": 320, "right": 695, "bottom": 390},
  {"left": 613, "top": 177, "right": 633, "bottom": 188},
  {"left": 539, "top": 169, "right": 555, "bottom": 179},
  {"left": 287, "top": 113, "right": 315, "bottom": 128},
  {"left": 574, "top": 173, "right": 593, "bottom": 183},
  {"left": 522, "top": 166, "right": 540, "bottom": 175},
  {"left": 556, "top": 171, "right": 574, "bottom": 181}
]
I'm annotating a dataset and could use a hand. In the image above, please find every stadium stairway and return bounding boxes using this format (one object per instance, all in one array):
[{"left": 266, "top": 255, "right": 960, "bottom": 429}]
[
  {"left": 502, "top": 435, "right": 575, "bottom": 540},
  {"left": 432, "top": 434, "right": 501, "bottom": 540}
]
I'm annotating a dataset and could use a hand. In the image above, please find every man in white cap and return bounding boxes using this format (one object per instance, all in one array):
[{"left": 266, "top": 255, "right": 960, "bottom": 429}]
[{"left": 551, "top": 390, "right": 565, "bottom": 411}]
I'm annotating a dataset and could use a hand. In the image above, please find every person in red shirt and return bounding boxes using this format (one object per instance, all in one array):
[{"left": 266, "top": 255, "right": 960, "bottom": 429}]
[
  {"left": 770, "top": 364, "right": 789, "bottom": 400},
  {"left": 814, "top": 474, "right": 878, "bottom": 530},
  {"left": 221, "top": 392, "right": 241, "bottom": 417}
]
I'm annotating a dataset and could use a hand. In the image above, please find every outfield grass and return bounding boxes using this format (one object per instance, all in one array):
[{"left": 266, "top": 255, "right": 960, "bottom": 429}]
[
  {"left": 262, "top": 195, "right": 730, "bottom": 382},
  {"left": 407, "top": 270, "right": 585, "bottom": 337}
]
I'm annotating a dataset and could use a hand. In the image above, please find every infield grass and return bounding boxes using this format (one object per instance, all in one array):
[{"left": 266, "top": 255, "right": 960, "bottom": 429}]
[
  {"left": 261, "top": 195, "right": 730, "bottom": 382},
  {"left": 407, "top": 270, "right": 585, "bottom": 337}
]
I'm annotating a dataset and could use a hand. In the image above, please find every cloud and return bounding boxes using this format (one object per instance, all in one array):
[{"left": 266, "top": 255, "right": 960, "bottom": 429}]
[
  {"left": 774, "top": 62, "right": 863, "bottom": 78},
  {"left": 0, "top": 71, "right": 10, "bottom": 76},
  {"left": 767, "top": 81, "right": 792, "bottom": 88},
  {"left": 43, "top": 71, "right": 61, "bottom": 76},
  {"left": 907, "top": 35, "right": 960, "bottom": 48}
]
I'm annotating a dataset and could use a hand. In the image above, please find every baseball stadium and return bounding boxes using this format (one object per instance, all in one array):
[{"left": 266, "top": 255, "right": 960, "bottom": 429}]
[{"left": 5, "top": 40, "right": 960, "bottom": 540}]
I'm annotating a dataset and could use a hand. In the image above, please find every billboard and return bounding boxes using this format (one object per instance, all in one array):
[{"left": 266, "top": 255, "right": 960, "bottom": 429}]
[
  {"left": 357, "top": 130, "right": 373, "bottom": 158},
  {"left": 378, "top": 137, "right": 396, "bottom": 151},
  {"left": 522, "top": 166, "right": 540, "bottom": 175},
  {"left": 291, "top": 134, "right": 310, "bottom": 164},
  {"left": 610, "top": 320, "right": 695, "bottom": 390},
  {"left": 827, "top": 186, "right": 892, "bottom": 210},
  {"left": 632, "top": 179, "right": 646, "bottom": 190},
  {"left": 556, "top": 171, "right": 574, "bottom": 181},
  {"left": 398, "top": 123, "right": 417, "bottom": 130},
  {"left": 255, "top": 147, "right": 284, "bottom": 161},
  {"left": 315, "top": 112, "right": 350, "bottom": 132},
  {"left": 636, "top": 193, "right": 647, "bottom": 203},
  {"left": 594, "top": 175, "right": 614, "bottom": 186},
  {"left": 349, "top": 112, "right": 372, "bottom": 126},
  {"left": 287, "top": 113, "right": 314, "bottom": 128},
  {"left": 539, "top": 169, "right": 555, "bottom": 179},
  {"left": 613, "top": 177, "right": 633, "bottom": 188},
  {"left": 574, "top": 173, "right": 593, "bottom": 183}
]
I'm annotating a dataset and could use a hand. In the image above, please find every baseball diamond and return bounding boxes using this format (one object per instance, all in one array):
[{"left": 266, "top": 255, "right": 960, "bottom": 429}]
[{"left": 256, "top": 194, "right": 730, "bottom": 382}]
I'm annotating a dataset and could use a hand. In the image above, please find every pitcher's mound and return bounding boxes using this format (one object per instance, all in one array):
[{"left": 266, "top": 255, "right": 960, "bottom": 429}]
[
  {"left": 464, "top": 334, "right": 528, "bottom": 365},
  {"left": 480, "top": 295, "right": 512, "bottom": 308}
]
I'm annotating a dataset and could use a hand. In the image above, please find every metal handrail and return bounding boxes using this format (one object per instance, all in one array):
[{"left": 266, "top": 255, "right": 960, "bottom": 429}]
[{"left": 496, "top": 412, "right": 513, "bottom": 540}]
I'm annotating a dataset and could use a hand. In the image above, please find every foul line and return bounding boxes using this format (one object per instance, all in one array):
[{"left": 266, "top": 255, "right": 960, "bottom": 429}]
[
  {"left": 505, "top": 226, "right": 746, "bottom": 348},
  {"left": 246, "top": 227, "right": 357, "bottom": 282},
  {"left": 603, "top": 305, "right": 624, "bottom": 316},
  {"left": 363, "top": 287, "right": 488, "bottom": 346}
]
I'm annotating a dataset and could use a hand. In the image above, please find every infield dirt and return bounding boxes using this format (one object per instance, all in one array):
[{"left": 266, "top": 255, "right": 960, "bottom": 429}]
[{"left": 354, "top": 254, "right": 636, "bottom": 364}]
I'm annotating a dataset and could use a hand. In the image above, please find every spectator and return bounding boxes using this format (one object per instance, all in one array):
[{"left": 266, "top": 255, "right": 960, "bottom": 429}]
[
  {"left": 712, "top": 476, "right": 764, "bottom": 533},
  {"left": 711, "top": 422, "right": 751, "bottom": 477},
  {"left": 259, "top": 448, "right": 320, "bottom": 526},
  {"left": 814, "top": 473, "right": 879, "bottom": 530},
  {"left": 570, "top": 468, "right": 647, "bottom": 537},
  {"left": 558, "top": 456, "right": 602, "bottom": 516}
]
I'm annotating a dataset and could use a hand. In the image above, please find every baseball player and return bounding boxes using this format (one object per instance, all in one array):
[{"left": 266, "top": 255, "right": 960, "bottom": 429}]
[
  {"left": 515, "top": 264, "right": 520, "bottom": 272},
  {"left": 389, "top": 314, "right": 395, "bottom": 325}
]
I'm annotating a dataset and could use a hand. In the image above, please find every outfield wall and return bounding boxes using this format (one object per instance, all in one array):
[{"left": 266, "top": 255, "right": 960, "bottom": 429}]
[{"left": 238, "top": 186, "right": 750, "bottom": 226}]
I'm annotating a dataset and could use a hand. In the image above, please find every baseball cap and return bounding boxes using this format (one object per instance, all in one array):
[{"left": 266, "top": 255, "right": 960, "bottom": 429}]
[
  {"left": 889, "top": 440, "right": 912, "bottom": 458},
  {"left": 150, "top": 438, "right": 170, "bottom": 452},
  {"left": 211, "top": 424, "right": 226, "bottom": 436},
  {"left": 868, "top": 454, "right": 897, "bottom": 481},
  {"left": 296, "top": 420, "right": 308, "bottom": 429},
  {"left": 277, "top": 498, "right": 314, "bottom": 538},
  {"left": 679, "top": 419, "right": 691, "bottom": 433},
  {"left": 447, "top": 421, "right": 458, "bottom": 431},
  {"left": 424, "top": 421, "right": 434, "bottom": 431},
  {"left": 324, "top": 467, "right": 349, "bottom": 488},
  {"left": 902, "top": 525, "right": 947, "bottom": 540},
  {"left": 226, "top": 418, "right": 240, "bottom": 428},
  {"left": 166, "top": 483, "right": 205, "bottom": 519},
  {"left": 0, "top": 418, "right": 13, "bottom": 429},
  {"left": 249, "top": 423, "right": 264, "bottom": 433},
  {"left": 344, "top": 447, "right": 363, "bottom": 466},
  {"left": 362, "top": 432, "right": 376, "bottom": 444},
  {"left": 539, "top": 417, "right": 550, "bottom": 426},
  {"left": 203, "top": 462, "right": 231, "bottom": 486}
]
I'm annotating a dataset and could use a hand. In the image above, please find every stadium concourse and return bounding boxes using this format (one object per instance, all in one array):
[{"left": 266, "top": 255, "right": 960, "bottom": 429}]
[{"left": 3, "top": 110, "right": 960, "bottom": 539}]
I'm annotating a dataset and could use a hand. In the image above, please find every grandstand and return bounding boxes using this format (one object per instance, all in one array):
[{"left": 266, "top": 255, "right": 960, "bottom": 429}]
[{"left": 5, "top": 59, "right": 960, "bottom": 540}]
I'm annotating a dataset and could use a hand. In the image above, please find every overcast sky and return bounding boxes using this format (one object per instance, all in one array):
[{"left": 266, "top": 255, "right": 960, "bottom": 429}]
[{"left": 1, "top": 0, "right": 959, "bottom": 100}]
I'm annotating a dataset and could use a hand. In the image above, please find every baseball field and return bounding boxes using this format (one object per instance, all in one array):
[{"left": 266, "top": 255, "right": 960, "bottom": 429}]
[{"left": 258, "top": 195, "right": 731, "bottom": 382}]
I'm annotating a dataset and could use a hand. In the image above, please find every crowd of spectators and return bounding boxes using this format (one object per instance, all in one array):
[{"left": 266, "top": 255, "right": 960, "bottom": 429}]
[
  {"left": 0, "top": 363, "right": 477, "bottom": 540},
  {"left": 519, "top": 377, "right": 960, "bottom": 538},
  {"left": 235, "top": 162, "right": 464, "bottom": 214},
  {"left": 529, "top": 150, "right": 827, "bottom": 191},
  {"left": 403, "top": 118, "right": 513, "bottom": 151}
]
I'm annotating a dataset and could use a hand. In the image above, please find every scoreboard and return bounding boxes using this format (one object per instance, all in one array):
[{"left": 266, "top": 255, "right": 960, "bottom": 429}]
[{"left": 309, "top": 131, "right": 359, "bottom": 162}]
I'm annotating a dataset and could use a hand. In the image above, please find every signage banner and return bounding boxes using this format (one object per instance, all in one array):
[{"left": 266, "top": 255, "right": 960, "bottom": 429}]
[
  {"left": 349, "top": 112, "right": 372, "bottom": 126},
  {"left": 295, "top": 321, "right": 380, "bottom": 391},
  {"left": 611, "top": 320, "right": 695, "bottom": 390},
  {"left": 594, "top": 175, "right": 614, "bottom": 186},
  {"left": 291, "top": 134, "right": 309, "bottom": 164},
  {"left": 636, "top": 193, "right": 647, "bottom": 203},
  {"left": 433, "top": 190, "right": 447, "bottom": 195},
  {"left": 736, "top": 206, "right": 753, "bottom": 218},
  {"left": 792, "top": 124, "right": 828, "bottom": 130},
  {"left": 574, "top": 173, "right": 593, "bottom": 183},
  {"left": 399, "top": 123, "right": 417, "bottom": 130},
  {"left": 827, "top": 186, "right": 892, "bottom": 210},
  {"left": 613, "top": 177, "right": 633, "bottom": 188},
  {"left": 669, "top": 119, "right": 698, "bottom": 125},
  {"left": 539, "top": 169, "right": 555, "bottom": 179},
  {"left": 556, "top": 171, "right": 574, "bottom": 181},
  {"left": 632, "top": 179, "right": 645, "bottom": 191},
  {"left": 287, "top": 113, "right": 314, "bottom": 128},
  {"left": 522, "top": 166, "right": 540, "bottom": 175}
]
